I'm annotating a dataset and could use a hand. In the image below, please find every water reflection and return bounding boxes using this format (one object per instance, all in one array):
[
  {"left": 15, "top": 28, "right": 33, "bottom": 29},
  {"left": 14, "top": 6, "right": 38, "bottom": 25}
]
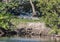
[{"left": 0, "top": 36, "right": 60, "bottom": 42}]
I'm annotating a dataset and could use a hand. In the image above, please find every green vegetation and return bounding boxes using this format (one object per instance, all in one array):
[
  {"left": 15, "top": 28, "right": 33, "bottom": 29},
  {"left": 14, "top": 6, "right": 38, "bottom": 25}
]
[
  {"left": 11, "top": 17, "right": 40, "bottom": 26},
  {"left": 0, "top": 0, "right": 60, "bottom": 35},
  {"left": 0, "top": 2, "right": 20, "bottom": 30},
  {"left": 37, "top": 0, "right": 60, "bottom": 34},
  {"left": 0, "top": 3, "right": 11, "bottom": 30}
]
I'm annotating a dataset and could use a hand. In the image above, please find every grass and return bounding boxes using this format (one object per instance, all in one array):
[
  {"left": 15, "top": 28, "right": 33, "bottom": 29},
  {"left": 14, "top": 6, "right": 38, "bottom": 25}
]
[{"left": 10, "top": 17, "right": 41, "bottom": 25}]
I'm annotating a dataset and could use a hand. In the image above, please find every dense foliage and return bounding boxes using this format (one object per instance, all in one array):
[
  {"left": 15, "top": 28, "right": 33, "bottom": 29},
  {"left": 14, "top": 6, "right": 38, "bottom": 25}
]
[
  {"left": 0, "top": 0, "right": 60, "bottom": 34},
  {"left": 0, "top": 2, "right": 18, "bottom": 30},
  {"left": 37, "top": 0, "right": 60, "bottom": 34}
]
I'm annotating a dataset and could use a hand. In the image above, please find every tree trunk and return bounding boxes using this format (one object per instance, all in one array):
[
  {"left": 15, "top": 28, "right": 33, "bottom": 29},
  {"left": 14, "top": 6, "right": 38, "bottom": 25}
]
[
  {"left": 3, "top": 0, "right": 11, "bottom": 4},
  {"left": 9, "top": 0, "right": 11, "bottom": 2},
  {"left": 29, "top": 0, "right": 36, "bottom": 17},
  {"left": 4, "top": 0, "right": 8, "bottom": 4}
]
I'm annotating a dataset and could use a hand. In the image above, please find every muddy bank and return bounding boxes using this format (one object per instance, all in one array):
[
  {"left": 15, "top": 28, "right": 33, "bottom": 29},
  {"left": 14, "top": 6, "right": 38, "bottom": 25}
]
[
  {"left": 0, "top": 22, "right": 60, "bottom": 37},
  {"left": 16, "top": 22, "right": 52, "bottom": 36}
]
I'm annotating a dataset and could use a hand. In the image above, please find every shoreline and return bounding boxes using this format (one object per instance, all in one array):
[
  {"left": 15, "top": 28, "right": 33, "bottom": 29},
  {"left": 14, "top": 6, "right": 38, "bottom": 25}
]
[
  {"left": 0, "top": 27, "right": 60, "bottom": 38},
  {"left": 0, "top": 22, "right": 60, "bottom": 39}
]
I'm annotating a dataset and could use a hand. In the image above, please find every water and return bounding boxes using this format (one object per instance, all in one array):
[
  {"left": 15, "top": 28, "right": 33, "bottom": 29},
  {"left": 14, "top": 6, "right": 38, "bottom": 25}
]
[
  {"left": 0, "top": 37, "right": 60, "bottom": 42},
  {"left": 0, "top": 37, "right": 40, "bottom": 42}
]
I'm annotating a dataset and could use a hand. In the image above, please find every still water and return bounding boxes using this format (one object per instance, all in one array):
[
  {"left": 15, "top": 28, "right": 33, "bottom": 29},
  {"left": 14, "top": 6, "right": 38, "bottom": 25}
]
[{"left": 0, "top": 36, "right": 60, "bottom": 42}]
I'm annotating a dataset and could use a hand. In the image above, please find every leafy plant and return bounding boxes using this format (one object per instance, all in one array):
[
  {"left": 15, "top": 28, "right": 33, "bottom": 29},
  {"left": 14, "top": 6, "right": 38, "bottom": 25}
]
[{"left": 37, "top": 0, "right": 60, "bottom": 34}]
